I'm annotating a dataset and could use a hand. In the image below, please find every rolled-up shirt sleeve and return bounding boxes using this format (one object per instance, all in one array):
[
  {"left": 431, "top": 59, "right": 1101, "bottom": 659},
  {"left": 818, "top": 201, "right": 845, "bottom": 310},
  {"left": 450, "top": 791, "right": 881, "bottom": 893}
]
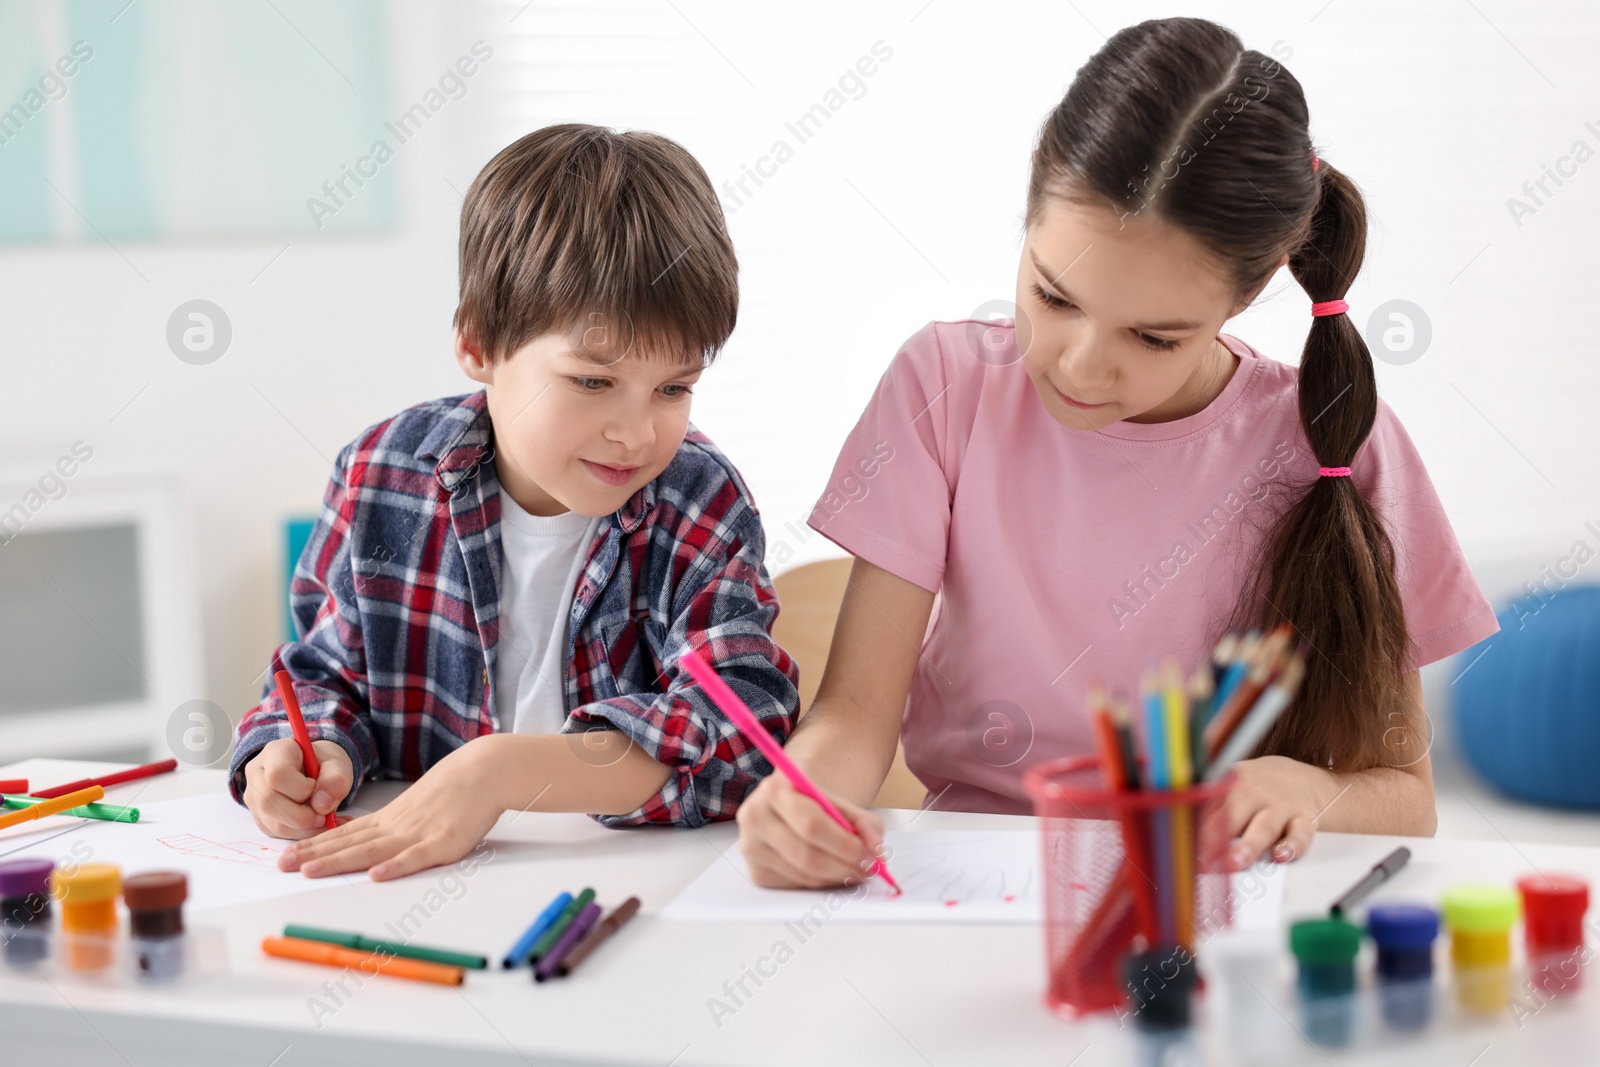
[{"left": 565, "top": 504, "right": 799, "bottom": 828}]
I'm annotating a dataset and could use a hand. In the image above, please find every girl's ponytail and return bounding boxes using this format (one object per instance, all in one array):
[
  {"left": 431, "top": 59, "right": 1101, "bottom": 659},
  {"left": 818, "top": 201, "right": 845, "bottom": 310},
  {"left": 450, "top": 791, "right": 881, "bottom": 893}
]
[{"left": 1241, "top": 160, "right": 1413, "bottom": 771}]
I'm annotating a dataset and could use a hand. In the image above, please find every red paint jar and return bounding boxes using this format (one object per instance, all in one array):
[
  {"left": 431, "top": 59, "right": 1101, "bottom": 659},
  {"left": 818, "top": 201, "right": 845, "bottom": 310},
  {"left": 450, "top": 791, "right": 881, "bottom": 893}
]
[{"left": 1517, "top": 873, "right": 1589, "bottom": 997}]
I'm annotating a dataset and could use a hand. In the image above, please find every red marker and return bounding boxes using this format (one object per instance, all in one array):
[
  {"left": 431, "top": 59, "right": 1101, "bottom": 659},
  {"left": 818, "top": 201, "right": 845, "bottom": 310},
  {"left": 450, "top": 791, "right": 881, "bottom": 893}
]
[
  {"left": 30, "top": 760, "right": 176, "bottom": 799},
  {"left": 0, "top": 779, "right": 27, "bottom": 795},
  {"left": 275, "top": 671, "right": 337, "bottom": 829}
]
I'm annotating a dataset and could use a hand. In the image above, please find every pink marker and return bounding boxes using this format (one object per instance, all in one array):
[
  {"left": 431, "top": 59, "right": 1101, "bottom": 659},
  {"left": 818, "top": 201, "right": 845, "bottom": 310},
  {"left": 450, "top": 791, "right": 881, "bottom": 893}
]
[{"left": 677, "top": 647, "right": 901, "bottom": 896}]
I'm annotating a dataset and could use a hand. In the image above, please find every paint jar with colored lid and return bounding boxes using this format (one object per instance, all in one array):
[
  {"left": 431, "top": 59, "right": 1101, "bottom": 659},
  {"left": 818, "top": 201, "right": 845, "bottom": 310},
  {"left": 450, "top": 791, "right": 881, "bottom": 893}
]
[
  {"left": 1289, "top": 917, "right": 1362, "bottom": 1047},
  {"left": 0, "top": 858, "right": 55, "bottom": 966},
  {"left": 123, "top": 871, "right": 188, "bottom": 979},
  {"left": 1517, "top": 873, "right": 1588, "bottom": 998},
  {"left": 1441, "top": 884, "right": 1519, "bottom": 1014},
  {"left": 1366, "top": 903, "right": 1439, "bottom": 1031},
  {"left": 52, "top": 863, "right": 121, "bottom": 972}
]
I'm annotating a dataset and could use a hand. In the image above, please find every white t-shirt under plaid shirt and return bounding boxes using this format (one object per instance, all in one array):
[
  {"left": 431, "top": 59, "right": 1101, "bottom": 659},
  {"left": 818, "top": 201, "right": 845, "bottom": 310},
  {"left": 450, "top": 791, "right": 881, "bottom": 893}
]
[{"left": 494, "top": 489, "right": 601, "bottom": 734}]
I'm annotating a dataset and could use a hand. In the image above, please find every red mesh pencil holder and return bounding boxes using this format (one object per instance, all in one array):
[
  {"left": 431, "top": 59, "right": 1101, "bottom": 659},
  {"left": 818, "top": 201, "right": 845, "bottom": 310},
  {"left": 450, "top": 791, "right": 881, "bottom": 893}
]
[{"left": 1024, "top": 755, "right": 1237, "bottom": 1017}]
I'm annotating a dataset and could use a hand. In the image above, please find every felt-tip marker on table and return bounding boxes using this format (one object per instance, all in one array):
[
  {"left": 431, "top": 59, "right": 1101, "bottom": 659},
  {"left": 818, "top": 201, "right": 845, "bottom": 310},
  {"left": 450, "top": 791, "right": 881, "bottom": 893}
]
[
  {"left": 503, "top": 891, "right": 573, "bottom": 969},
  {"left": 262, "top": 936, "right": 464, "bottom": 986},
  {"left": 29, "top": 759, "right": 176, "bottom": 799},
  {"left": 283, "top": 924, "right": 487, "bottom": 969},
  {"left": 1330, "top": 846, "right": 1412, "bottom": 917},
  {"left": 2, "top": 794, "right": 139, "bottom": 823},
  {"left": 677, "top": 647, "right": 901, "bottom": 895},
  {"left": 0, "top": 786, "right": 105, "bottom": 832},
  {"left": 530, "top": 888, "right": 596, "bottom": 964}
]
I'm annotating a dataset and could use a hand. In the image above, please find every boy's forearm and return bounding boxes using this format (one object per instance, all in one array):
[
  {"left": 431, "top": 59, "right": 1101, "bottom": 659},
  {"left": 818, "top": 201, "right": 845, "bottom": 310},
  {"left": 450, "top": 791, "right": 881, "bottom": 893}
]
[
  {"left": 778, "top": 696, "right": 902, "bottom": 808},
  {"left": 475, "top": 732, "right": 674, "bottom": 816}
]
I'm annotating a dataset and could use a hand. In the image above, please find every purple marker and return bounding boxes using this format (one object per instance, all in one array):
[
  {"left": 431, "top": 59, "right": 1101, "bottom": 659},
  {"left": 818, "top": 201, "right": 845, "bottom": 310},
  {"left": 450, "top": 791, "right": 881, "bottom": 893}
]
[{"left": 534, "top": 902, "right": 602, "bottom": 983}]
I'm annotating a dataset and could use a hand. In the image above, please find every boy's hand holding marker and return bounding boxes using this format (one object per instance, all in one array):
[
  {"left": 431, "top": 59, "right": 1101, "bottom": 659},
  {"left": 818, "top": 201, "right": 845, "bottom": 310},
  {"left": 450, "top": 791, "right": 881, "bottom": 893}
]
[{"left": 242, "top": 737, "right": 353, "bottom": 840}]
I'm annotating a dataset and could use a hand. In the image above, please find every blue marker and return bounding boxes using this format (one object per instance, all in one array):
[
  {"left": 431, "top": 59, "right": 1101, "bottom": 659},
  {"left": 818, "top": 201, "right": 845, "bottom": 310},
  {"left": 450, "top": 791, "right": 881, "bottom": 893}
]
[{"left": 502, "top": 891, "right": 573, "bottom": 969}]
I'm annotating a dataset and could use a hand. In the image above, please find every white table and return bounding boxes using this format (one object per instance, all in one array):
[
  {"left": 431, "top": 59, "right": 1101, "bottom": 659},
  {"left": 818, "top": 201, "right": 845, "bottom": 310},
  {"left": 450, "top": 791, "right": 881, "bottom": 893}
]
[{"left": 1, "top": 758, "right": 1597, "bottom": 1067}]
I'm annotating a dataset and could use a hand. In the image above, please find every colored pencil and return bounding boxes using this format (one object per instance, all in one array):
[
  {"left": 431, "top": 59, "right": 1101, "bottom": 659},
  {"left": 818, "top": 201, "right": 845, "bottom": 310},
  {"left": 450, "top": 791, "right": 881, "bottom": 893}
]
[
  {"left": 1204, "top": 655, "right": 1307, "bottom": 780},
  {"left": 1186, "top": 665, "right": 1214, "bottom": 780},
  {"left": 1164, "top": 664, "right": 1195, "bottom": 948},
  {"left": 1210, "top": 631, "right": 1256, "bottom": 713},
  {"left": 29, "top": 759, "right": 176, "bottom": 799},
  {"left": 282, "top": 924, "right": 487, "bottom": 970},
  {"left": 274, "top": 670, "right": 337, "bottom": 829},
  {"left": 1207, "top": 634, "right": 1237, "bottom": 697},
  {"left": 1143, "top": 672, "right": 1168, "bottom": 791},
  {"left": 1202, "top": 626, "right": 1292, "bottom": 761},
  {"left": 678, "top": 646, "right": 901, "bottom": 895},
  {"left": 556, "top": 896, "right": 641, "bottom": 977},
  {"left": 1142, "top": 682, "right": 1175, "bottom": 946},
  {"left": 1112, "top": 697, "right": 1142, "bottom": 791},
  {"left": 0, "top": 786, "right": 105, "bottom": 831},
  {"left": 503, "top": 891, "right": 573, "bottom": 969},
  {"left": 530, "top": 888, "right": 596, "bottom": 963},
  {"left": 2, "top": 794, "right": 139, "bottom": 823},
  {"left": 261, "top": 936, "right": 464, "bottom": 986},
  {"left": 1089, "top": 692, "right": 1157, "bottom": 942},
  {"left": 534, "top": 901, "right": 602, "bottom": 982}
]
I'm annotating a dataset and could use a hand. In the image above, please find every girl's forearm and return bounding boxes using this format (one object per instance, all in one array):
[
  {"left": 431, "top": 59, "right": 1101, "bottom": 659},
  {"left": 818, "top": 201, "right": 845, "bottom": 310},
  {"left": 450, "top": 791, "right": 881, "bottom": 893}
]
[
  {"left": 478, "top": 732, "right": 673, "bottom": 816},
  {"left": 1312, "top": 764, "right": 1438, "bottom": 837},
  {"left": 778, "top": 695, "right": 903, "bottom": 807}
]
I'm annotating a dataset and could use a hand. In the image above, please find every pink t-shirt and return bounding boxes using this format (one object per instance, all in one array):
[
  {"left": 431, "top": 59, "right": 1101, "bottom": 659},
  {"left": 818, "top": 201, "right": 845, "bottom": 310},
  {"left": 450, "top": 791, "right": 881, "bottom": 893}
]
[{"left": 807, "top": 320, "right": 1500, "bottom": 815}]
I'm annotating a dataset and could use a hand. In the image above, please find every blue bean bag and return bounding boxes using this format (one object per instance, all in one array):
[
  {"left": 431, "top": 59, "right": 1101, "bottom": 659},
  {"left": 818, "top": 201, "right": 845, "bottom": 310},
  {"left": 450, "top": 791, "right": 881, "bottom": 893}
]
[{"left": 1455, "top": 584, "right": 1600, "bottom": 809}]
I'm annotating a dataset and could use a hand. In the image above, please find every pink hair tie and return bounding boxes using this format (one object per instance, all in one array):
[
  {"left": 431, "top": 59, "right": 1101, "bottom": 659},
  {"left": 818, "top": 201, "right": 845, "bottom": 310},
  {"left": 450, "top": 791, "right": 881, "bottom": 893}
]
[
  {"left": 1319, "top": 466, "right": 1352, "bottom": 478},
  {"left": 1312, "top": 154, "right": 1320, "bottom": 172},
  {"left": 1311, "top": 299, "right": 1348, "bottom": 317}
]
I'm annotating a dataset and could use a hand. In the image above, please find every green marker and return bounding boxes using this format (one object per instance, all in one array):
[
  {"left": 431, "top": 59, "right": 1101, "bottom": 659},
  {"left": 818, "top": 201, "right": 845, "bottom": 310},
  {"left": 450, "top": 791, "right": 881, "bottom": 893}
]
[
  {"left": 282, "top": 924, "right": 488, "bottom": 970},
  {"left": 1, "top": 794, "right": 140, "bottom": 823},
  {"left": 529, "top": 887, "right": 596, "bottom": 963}
]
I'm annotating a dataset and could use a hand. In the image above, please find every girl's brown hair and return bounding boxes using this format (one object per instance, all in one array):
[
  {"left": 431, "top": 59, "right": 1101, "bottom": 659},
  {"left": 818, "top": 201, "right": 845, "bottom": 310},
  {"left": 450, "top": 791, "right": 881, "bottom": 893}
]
[{"left": 1026, "top": 17, "right": 1411, "bottom": 773}]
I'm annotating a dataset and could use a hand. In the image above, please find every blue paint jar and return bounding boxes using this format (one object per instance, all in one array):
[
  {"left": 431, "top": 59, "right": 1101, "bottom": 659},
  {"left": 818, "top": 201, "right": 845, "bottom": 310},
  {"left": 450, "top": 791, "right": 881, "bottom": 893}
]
[{"left": 1367, "top": 902, "right": 1439, "bottom": 1030}]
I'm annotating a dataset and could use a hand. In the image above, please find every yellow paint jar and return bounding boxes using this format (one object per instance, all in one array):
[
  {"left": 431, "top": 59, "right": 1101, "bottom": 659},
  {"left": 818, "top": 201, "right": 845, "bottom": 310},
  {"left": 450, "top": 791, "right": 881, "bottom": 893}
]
[
  {"left": 51, "top": 864, "right": 121, "bottom": 972},
  {"left": 1442, "top": 884, "right": 1520, "bottom": 1013}
]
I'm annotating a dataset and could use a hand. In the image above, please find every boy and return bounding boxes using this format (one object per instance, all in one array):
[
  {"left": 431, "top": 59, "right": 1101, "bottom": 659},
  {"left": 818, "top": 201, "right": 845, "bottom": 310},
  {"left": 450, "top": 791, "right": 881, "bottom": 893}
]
[{"left": 231, "top": 124, "right": 800, "bottom": 881}]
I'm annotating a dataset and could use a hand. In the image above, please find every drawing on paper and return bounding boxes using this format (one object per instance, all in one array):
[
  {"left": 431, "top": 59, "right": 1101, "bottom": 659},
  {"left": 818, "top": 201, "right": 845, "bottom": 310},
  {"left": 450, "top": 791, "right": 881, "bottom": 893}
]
[
  {"left": 867, "top": 834, "right": 1036, "bottom": 907},
  {"left": 157, "top": 833, "right": 281, "bottom": 866}
]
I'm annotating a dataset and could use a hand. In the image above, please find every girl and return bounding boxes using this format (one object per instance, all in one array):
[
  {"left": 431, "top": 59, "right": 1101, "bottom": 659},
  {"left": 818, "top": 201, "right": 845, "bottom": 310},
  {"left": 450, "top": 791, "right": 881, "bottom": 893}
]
[{"left": 736, "top": 17, "right": 1499, "bottom": 888}]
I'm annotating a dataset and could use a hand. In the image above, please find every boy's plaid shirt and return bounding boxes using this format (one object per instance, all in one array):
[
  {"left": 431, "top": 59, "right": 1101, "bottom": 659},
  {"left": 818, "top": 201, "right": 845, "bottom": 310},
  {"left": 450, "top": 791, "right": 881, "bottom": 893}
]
[{"left": 228, "top": 391, "right": 800, "bottom": 828}]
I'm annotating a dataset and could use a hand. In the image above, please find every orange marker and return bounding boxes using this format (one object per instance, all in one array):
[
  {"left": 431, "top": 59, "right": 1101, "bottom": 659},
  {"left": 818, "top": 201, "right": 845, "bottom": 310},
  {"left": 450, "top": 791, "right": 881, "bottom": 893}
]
[
  {"left": 275, "top": 670, "right": 338, "bottom": 829},
  {"left": 261, "top": 936, "right": 465, "bottom": 986},
  {"left": 0, "top": 785, "right": 105, "bottom": 832}
]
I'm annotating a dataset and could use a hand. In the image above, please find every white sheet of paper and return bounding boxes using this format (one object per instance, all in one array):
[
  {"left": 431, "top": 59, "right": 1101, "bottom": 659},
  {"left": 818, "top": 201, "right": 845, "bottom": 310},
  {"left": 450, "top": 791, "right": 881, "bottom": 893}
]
[
  {"left": 661, "top": 830, "right": 1286, "bottom": 928},
  {"left": 0, "top": 793, "right": 362, "bottom": 913}
]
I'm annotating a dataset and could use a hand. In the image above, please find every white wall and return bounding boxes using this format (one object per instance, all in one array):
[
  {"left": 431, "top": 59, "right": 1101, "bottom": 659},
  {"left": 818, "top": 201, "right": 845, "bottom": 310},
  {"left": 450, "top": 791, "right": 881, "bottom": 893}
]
[{"left": 2, "top": 0, "right": 1595, "bottom": 729}]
